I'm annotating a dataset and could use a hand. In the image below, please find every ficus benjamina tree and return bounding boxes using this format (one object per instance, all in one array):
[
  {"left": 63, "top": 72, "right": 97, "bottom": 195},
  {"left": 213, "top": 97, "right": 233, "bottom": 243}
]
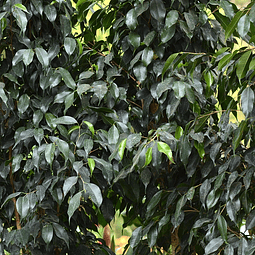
[{"left": 1, "top": 0, "right": 255, "bottom": 254}]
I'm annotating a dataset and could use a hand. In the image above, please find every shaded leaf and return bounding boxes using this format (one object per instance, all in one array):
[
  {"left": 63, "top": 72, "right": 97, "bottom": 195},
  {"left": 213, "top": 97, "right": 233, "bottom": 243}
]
[
  {"left": 236, "top": 50, "right": 251, "bottom": 81},
  {"left": 205, "top": 237, "right": 224, "bottom": 254},
  {"left": 67, "top": 192, "right": 81, "bottom": 222},
  {"left": 42, "top": 224, "right": 53, "bottom": 244},
  {"left": 130, "top": 226, "right": 142, "bottom": 248},
  {"left": 35, "top": 48, "right": 49, "bottom": 68},
  {"left": 85, "top": 183, "right": 103, "bottom": 207},
  {"left": 64, "top": 37, "right": 76, "bottom": 55},
  {"left": 241, "top": 87, "right": 254, "bottom": 117},
  {"left": 165, "top": 10, "right": 179, "bottom": 28},
  {"left": 150, "top": 0, "right": 166, "bottom": 22},
  {"left": 44, "top": 4, "right": 57, "bottom": 22},
  {"left": 63, "top": 176, "right": 78, "bottom": 197},
  {"left": 58, "top": 67, "right": 76, "bottom": 90}
]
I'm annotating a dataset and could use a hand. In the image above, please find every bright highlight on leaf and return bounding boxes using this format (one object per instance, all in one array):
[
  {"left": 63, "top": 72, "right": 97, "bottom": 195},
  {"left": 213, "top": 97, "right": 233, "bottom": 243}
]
[{"left": 157, "top": 141, "right": 174, "bottom": 163}]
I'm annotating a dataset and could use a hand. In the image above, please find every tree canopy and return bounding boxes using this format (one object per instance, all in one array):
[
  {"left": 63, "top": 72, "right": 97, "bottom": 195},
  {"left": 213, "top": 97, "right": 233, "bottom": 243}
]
[{"left": 1, "top": 0, "right": 255, "bottom": 254}]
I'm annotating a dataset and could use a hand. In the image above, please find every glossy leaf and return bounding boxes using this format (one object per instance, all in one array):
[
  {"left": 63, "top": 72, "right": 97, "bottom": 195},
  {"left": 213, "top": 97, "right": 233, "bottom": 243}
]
[
  {"left": 217, "top": 215, "right": 228, "bottom": 242},
  {"left": 23, "top": 49, "right": 34, "bottom": 66},
  {"left": 67, "top": 192, "right": 81, "bottom": 222},
  {"left": 44, "top": 4, "right": 57, "bottom": 22},
  {"left": 165, "top": 10, "right": 178, "bottom": 28},
  {"left": 35, "top": 48, "right": 49, "bottom": 68},
  {"left": 63, "top": 176, "right": 78, "bottom": 197},
  {"left": 84, "top": 183, "right": 102, "bottom": 207},
  {"left": 142, "top": 47, "right": 154, "bottom": 67},
  {"left": 236, "top": 50, "right": 251, "bottom": 81},
  {"left": 150, "top": 0, "right": 166, "bottom": 22},
  {"left": 58, "top": 67, "right": 76, "bottom": 90},
  {"left": 241, "top": 87, "right": 254, "bottom": 117},
  {"left": 108, "top": 125, "right": 119, "bottom": 145},
  {"left": 126, "top": 9, "right": 137, "bottom": 30},
  {"left": 225, "top": 11, "right": 243, "bottom": 40},
  {"left": 118, "top": 138, "right": 127, "bottom": 161},
  {"left": 87, "top": 158, "right": 95, "bottom": 175},
  {"left": 130, "top": 226, "right": 142, "bottom": 248},
  {"left": 237, "top": 14, "right": 250, "bottom": 38},
  {"left": 157, "top": 141, "right": 174, "bottom": 163},
  {"left": 17, "top": 94, "right": 30, "bottom": 114},
  {"left": 205, "top": 237, "right": 224, "bottom": 254},
  {"left": 64, "top": 37, "right": 76, "bottom": 55},
  {"left": 42, "top": 224, "right": 53, "bottom": 244}
]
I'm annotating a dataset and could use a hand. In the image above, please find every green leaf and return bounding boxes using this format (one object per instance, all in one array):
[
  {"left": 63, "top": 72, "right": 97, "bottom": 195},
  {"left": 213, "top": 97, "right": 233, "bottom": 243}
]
[
  {"left": 85, "top": 183, "right": 102, "bottom": 207},
  {"left": 241, "top": 87, "right": 254, "bottom": 117},
  {"left": 118, "top": 138, "right": 127, "bottom": 161},
  {"left": 143, "top": 31, "right": 156, "bottom": 46},
  {"left": 174, "top": 195, "right": 187, "bottom": 222},
  {"left": 63, "top": 176, "right": 78, "bottom": 197},
  {"left": 225, "top": 11, "right": 243, "bottom": 41},
  {"left": 165, "top": 10, "right": 179, "bottom": 28},
  {"left": 17, "top": 94, "right": 30, "bottom": 114},
  {"left": 129, "top": 32, "right": 140, "bottom": 49},
  {"left": 31, "top": 0, "right": 43, "bottom": 15},
  {"left": 77, "top": 84, "right": 90, "bottom": 98},
  {"left": 54, "top": 116, "right": 77, "bottom": 125},
  {"left": 157, "top": 141, "right": 174, "bottom": 163},
  {"left": 150, "top": 0, "right": 166, "bottom": 22},
  {"left": 148, "top": 225, "right": 158, "bottom": 248},
  {"left": 218, "top": 52, "right": 235, "bottom": 70},
  {"left": 22, "top": 49, "right": 34, "bottom": 66},
  {"left": 83, "top": 121, "right": 95, "bottom": 137},
  {"left": 42, "top": 224, "right": 53, "bottom": 244},
  {"left": 133, "top": 64, "right": 147, "bottom": 83},
  {"left": 175, "top": 126, "right": 183, "bottom": 139},
  {"left": 236, "top": 50, "right": 251, "bottom": 81},
  {"left": 64, "top": 37, "right": 76, "bottom": 55},
  {"left": 88, "top": 158, "right": 95, "bottom": 175},
  {"left": 44, "top": 4, "right": 57, "bottom": 22},
  {"left": 130, "top": 226, "right": 142, "bottom": 248},
  {"left": 237, "top": 14, "right": 250, "bottom": 38},
  {"left": 161, "top": 25, "right": 176, "bottom": 44},
  {"left": 2, "top": 192, "right": 22, "bottom": 207},
  {"left": 0, "top": 86, "right": 8, "bottom": 106},
  {"left": 173, "top": 81, "right": 186, "bottom": 99},
  {"left": 141, "top": 169, "right": 151, "bottom": 190},
  {"left": 52, "top": 223, "right": 69, "bottom": 248},
  {"left": 14, "top": 4, "right": 28, "bottom": 13},
  {"left": 56, "top": 138, "right": 70, "bottom": 160},
  {"left": 68, "top": 192, "right": 81, "bottom": 222},
  {"left": 45, "top": 143, "right": 55, "bottom": 166},
  {"left": 58, "top": 67, "right": 76, "bottom": 90},
  {"left": 232, "top": 120, "right": 247, "bottom": 154},
  {"left": 220, "top": 0, "right": 234, "bottom": 19},
  {"left": 16, "top": 196, "right": 30, "bottom": 219},
  {"left": 210, "top": 142, "right": 222, "bottom": 166},
  {"left": 205, "top": 237, "right": 224, "bottom": 254},
  {"left": 45, "top": 113, "right": 57, "bottom": 129},
  {"left": 246, "top": 209, "right": 255, "bottom": 230},
  {"left": 12, "top": 8, "right": 27, "bottom": 34},
  {"left": 179, "top": 136, "right": 192, "bottom": 167},
  {"left": 147, "top": 190, "right": 162, "bottom": 212},
  {"left": 186, "top": 187, "right": 195, "bottom": 201},
  {"left": 142, "top": 47, "right": 154, "bottom": 67},
  {"left": 162, "top": 54, "right": 179, "bottom": 78},
  {"left": 35, "top": 48, "right": 49, "bottom": 68},
  {"left": 108, "top": 125, "right": 119, "bottom": 145},
  {"left": 144, "top": 147, "right": 152, "bottom": 166},
  {"left": 194, "top": 141, "right": 205, "bottom": 159},
  {"left": 126, "top": 9, "right": 137, "bottom": 30}
]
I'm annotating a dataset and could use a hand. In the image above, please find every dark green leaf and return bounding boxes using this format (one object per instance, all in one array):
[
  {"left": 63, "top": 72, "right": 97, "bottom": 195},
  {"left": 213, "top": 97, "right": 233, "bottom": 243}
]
[
  {"left": 165, "top": 10, "right": 179, "bottom": 28},
  {"left": 205, "top": 237, "right": 224, "bottom": 254},
  {"left": 31, "top": 0, "right": 43, "bottom": 15},
  {"left": 54, "top": 116, "right": 77, "bottom": 125},
  {"left": 64, "top": 37, "right": 76, "bottom": 55},
  {"left": 150, "top": 0, "right": 166, "bottom": 22},
  {"left": 147, "top": 190, "right": 162, "bottom": 212},
  {"left": 23, "top": 49, "right": 34, "bottom": 66},
  {"left": 108, "top": 125, "right": 119, "bottom": 145},
  {"left": 130, "top": 226, "right": 142, "bottom": 248},
  {"left": 220, "top": 0, "right": 234, "bottom": 19},
  {"left": 246, "top": 209, "right": 255, "bottom": 230},
  {"left": 35, "top": 48, "right": 49, "bottom": 68},
  {"left": 52, "top": 223, "right": 69, "bottom": 248},
  {"left": 17, "top": 94, "right": 30, "bottom": 114},
  {"left": 241, "top": 87, "right": 254, "bottom": 117},
  {"left": 128, "top": 32, "right": 140, "bottom": 49},
  {"left": 179, "top": 136, "right": 192, "bottom": 167},
  {"left": 16, "top": 196, "right": 29, "bottom": 219},
  {"left": 133, "top": 64, "right": 147, "bottom": 83},
  {"left": 63, "top": 176, "right": 78, "bottom": 198},
  {"left": 174, "top": 195, "right": 187, "bottom": 222},
  {"left": 126, "top": 9, "right": 137, "bottom": 30},
  {"left": 237, "top": 14, "right": 250, "bottom": 38},
  {"left": 42, "top": 224, "right": 53, "bottom": 244},
  {"left": 161, "top": 25, "right": 176, "bottom": 44},
  {"left": 173, "top": 81, "right": 186, "bottom": 99},
  {"left": 12, "top": 8, "right": 27, "bottom": 34},
  {"left": 232, "top": 120, "right": 247, "bottom": 153},
  {"left": 58, "top": 67, "right": 76, "bottom": 90},
  {"left": 68, "top": 192, "right": 81, "bottom": 222},
  {"left": 142, "top": 47, "right": 154, "bottom": 67},
  {"left": 84, "top": 183, "right": 103, "bottom": 207},
  {"left": 141, "top": 169, "right": 151, "bottom": 190},
  {"left": 236, "top": 50, "right": 251, "bottom": 81},
  {"left": 148, "top": 225, "right": 158, "bottom": 248},
  {"left": 225, "top": 11, "right": 243, "bottom": 40},
  {"left": 44, "top": 4, "right": 57, "bottom": 22}
]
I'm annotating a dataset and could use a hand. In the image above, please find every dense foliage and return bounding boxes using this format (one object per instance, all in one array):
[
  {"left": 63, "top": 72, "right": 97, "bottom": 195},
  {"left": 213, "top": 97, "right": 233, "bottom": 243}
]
[{"left": 1, "top": 0, "right": 255, "bottom": 254}]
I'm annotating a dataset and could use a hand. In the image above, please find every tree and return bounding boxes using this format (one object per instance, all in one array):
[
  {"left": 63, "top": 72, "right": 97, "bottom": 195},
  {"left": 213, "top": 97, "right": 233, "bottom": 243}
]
[{"left": 1, "top": 0, "right": 255, "bottom": 254}]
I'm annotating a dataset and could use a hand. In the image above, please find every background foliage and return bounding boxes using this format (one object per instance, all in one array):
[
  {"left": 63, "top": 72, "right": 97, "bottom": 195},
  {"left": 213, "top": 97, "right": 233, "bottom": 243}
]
[{"left": 1, "top": 0, "right": 255, "bottom": 254}]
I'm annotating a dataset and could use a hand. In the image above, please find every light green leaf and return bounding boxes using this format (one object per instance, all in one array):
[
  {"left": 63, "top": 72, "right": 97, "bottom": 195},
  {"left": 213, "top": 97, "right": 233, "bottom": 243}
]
[
  {"left": 118, "top": 138, "right": 127, "bottom": 161},
  {"left": 144, "top": 147, "right": 152, "bottom": 166},
  {"left": 83, "top": 121, "right": 95, "bottom": 137},
  {"left": 67, "top": 192, "right": 81, "bottom": 222},
  {"left": 225, "top": 11, "right": 243, "bottom": 41},
  {"left": 58, "top": 67, "right": 76, "bottom": 90},
  {"left": 88, "top": 158, "right": 95, "bottom": 175},
  {"left": 218, "top": 52, "right": 234, "bottom": 70},
  {"left": 157, "top": 141, "right": 174, "bottom": 163},
  {"left": 14, "top": 4, "right": 28, "bottom": 13}
]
